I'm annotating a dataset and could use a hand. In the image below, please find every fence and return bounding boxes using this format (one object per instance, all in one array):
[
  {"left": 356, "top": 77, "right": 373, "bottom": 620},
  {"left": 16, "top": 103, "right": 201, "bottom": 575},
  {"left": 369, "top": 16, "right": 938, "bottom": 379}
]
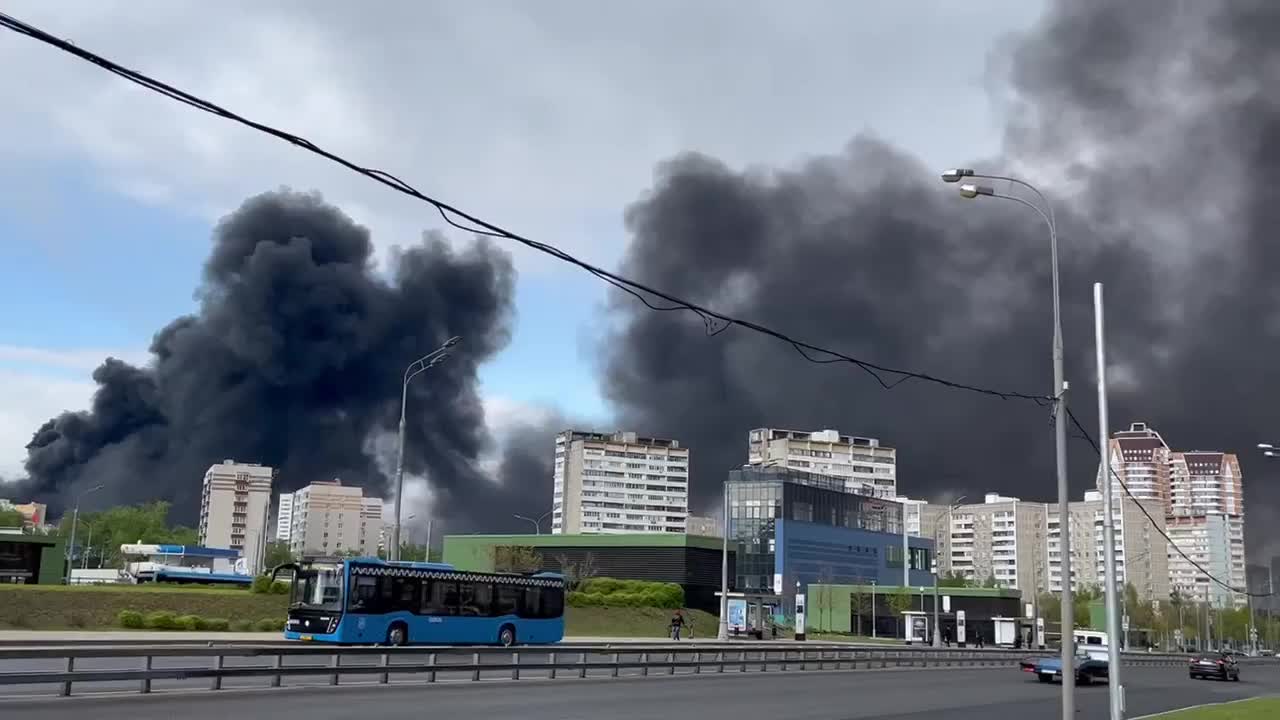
[{"left": 0, "top": 643, "right": 1209, "bottom": 699}]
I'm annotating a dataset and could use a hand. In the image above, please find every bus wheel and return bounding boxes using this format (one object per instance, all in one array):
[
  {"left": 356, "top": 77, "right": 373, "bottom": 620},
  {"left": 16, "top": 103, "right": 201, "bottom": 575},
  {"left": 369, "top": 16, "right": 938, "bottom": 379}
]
[
  {"left": 498, "top": 625, "right": 516, "bottom": 647},
  {"left": 386, "top": 623, "right": 408, "bottom": 647}
]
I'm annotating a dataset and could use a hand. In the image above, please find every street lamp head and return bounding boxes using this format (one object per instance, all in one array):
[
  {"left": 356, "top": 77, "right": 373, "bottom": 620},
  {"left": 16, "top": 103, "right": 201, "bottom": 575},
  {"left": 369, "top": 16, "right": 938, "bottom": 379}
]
[
  {"left": 1266, "top": 450, "right": 1278, "bottom": 457},
  {"left": 428, "top": 353, "right": 449, "bottom": 368},
  {"left": 1257, "top": 443, "right": 1273, "bottom": 450},
  {"left": 958, "top": 183, "right": 995, "bottom": 199},
  {"left": 443, "top": 336, "right": 461, "bottom": 349},
  {"left": 941, "top": 168, "right": 975, "bottom": 183}
]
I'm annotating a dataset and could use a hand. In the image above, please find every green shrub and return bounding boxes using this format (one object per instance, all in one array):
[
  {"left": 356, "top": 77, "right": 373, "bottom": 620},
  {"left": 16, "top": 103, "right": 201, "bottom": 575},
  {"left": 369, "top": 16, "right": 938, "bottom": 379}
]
[
  {"left": 175, "top": 614, "right": 201, "bottom": 630},
  {"left": 144, "top": 611, "right": 177, "bottom": 630},
  {"left": 230, "top": 619, "right": 255, "bottom": 632},
  {"left": 250, "top": 576, "right": 274, "bottom": 594},
  {"left": 569, "top": 578, "right": 684, "bottom": 609},
  {"left": 118, "top": 610, "right": 145, "bottom": 629},
  {"left": 255, "top": 618, "right": 281, "bottom": 632},
  {"left": 203, "top": 617, "right": 231, "bottom": 632},
  {"left": 269, "top": 581, "right": 289, "bottom": 595}
]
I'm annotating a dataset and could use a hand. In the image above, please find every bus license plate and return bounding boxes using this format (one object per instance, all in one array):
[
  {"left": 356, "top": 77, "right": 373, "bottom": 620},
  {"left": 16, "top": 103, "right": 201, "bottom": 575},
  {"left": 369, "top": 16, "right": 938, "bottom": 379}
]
[{"left": 300, "top": 635, "right": 314, "bottom": 641}]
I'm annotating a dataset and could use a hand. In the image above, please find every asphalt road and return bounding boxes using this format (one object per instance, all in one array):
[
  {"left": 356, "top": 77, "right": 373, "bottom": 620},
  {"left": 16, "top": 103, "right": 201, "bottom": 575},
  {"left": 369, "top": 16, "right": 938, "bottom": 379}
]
[{"left": 3, "top": 663, "right": 1277, "bottom": 720}]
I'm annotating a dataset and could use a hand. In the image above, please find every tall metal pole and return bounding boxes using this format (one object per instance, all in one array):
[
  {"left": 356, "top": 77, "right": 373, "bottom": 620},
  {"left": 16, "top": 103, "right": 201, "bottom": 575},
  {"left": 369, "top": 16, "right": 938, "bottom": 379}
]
[
  {"left": 1049, "top": 210, "right": 1075, "bottom": 720},
  {"left": 65, "top": 506, "right": 80, "bottom": 584},
  {"left": 391, "top": 337, "right": 459, "bottom": 563},
  {"left": 392, "top": 379, "right": 409, "bottom": 562},
  {"left": 425, "top": 519, "right": 433, "bottom": 562},
  {"left": 944, "top": 172, "right": 1072, "bottom": 717},
  {"left": 902, "top": 505, "right": 910, "bottom": 588},
  {"left": 82, "top": 523, "right": 93, "bottom": 570},
  {"left": 718, "top": 480, "right": 730, "bottom": 640},
  {"left": 1095, "top": 283, "right": 1123, "bottom": 720}
]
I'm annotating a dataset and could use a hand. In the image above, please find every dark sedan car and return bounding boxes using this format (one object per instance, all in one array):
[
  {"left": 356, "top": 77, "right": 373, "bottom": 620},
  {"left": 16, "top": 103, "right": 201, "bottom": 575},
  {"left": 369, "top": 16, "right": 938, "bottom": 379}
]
[{"left": 1188, "top": 652, "right": 1240, "bottom": 681}]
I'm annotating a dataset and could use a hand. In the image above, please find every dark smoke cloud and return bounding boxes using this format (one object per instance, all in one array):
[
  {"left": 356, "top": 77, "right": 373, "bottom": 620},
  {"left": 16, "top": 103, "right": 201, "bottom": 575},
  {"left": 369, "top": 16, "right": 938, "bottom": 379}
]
[
  {"left": 604, "top": 0, "right": 1280, "bottom": 560},
  {"left": 14, "top": 189, "right": 521, "bottom": 527}
]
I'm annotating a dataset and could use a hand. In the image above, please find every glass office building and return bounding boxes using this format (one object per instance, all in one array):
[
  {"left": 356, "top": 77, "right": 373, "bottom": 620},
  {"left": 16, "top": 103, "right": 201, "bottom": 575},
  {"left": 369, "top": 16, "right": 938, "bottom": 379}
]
[{"left": 726, "top": 466, "right": 934, "bottom": 598}]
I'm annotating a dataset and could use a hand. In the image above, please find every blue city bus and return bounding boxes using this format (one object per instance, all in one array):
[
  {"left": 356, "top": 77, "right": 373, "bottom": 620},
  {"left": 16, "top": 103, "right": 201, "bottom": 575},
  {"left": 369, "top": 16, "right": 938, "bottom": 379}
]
[{"left": 273, "top": 557, "right": 565, "bottom": 646}]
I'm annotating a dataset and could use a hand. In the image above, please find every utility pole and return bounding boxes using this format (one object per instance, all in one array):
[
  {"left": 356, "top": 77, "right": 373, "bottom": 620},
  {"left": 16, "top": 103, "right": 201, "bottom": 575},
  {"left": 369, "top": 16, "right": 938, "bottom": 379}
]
[
  {"left": 1096, "top": 283, "right": 1123, "bottom": 720},
  {"left": 718, "top": 480, "right": 730, "bottom": 641}
]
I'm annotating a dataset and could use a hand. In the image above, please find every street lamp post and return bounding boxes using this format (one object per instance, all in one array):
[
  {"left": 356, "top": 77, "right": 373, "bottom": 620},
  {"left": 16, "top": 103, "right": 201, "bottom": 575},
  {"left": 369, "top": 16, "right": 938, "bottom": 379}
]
[
  {"left": 82, "top": 523, "right": 94, "bottom": 570},
  {"left": 391, "top": 336, "right": 461, "bottom": 562},
  {"left": 513, "top": 510, "right": 553, "bottom": 535},
  {"left": 942, "top": 168, "right": 1074, "bottom": 718},
  {"left": 64, "top": 483, "right": 104, "bottom": 584},
  {"left": 933, "top": 497, "right": 967, "bottom": 647}
]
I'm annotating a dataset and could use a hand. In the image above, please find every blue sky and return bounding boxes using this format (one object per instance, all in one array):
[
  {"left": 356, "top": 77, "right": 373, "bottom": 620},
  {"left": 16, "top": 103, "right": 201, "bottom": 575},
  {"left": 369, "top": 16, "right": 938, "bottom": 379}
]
[{"left": 0, "top": 0, "right": 1042, "bottom": 477}]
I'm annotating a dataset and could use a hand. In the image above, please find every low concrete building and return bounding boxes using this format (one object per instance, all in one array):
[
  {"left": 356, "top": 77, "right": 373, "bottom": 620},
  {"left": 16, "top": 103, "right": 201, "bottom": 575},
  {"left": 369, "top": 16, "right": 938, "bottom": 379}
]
[{"left": 0, "top": 532, "right": 66, "bottom": 584}]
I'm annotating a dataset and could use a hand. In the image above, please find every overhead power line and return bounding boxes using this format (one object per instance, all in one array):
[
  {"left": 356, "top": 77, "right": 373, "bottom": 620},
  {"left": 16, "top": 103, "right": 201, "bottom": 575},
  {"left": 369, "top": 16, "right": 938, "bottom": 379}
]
[
  {"left": 1064, "top": 406, "right": 1270, "bottom": 599},
  {"left": 0, "top": 10, "right": 1055, "bottom": 405}
]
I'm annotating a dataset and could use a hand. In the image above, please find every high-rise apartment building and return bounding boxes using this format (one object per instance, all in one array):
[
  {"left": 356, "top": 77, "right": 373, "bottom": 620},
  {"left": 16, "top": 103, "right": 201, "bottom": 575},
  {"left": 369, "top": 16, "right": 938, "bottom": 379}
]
[
  {"left": 1169, "top": 451, "right": 1244, "bottom": 517},
  {"left": 551, "top": 430, "right": 689, "bottom": 534},
  {"left": 198, "top": 459, "right": 274, "bottom": 574},
  {"left": 1072, "top": 491, "right": 1171, "bottom": 604},
  {"left": 1098, "top": 422, "right": 1173, "bottom": 507},
  {"left": 746, "top": 428, "right": 897, "bottom": 498},
  {"left": 927, "top": 494, "right": 1048, "bottom": 595},
  {"left": 1096, "top": 422, "right": 1246, "bottom": 608},
  {"left": 283, "top": 480, "right": 384, "bottom": 557},
  {"left": 1167, "top": 513, "right": 1245, "bottom": 608},
  {"left": 275, "top": 494, "right": 294, "bottom": 541}
]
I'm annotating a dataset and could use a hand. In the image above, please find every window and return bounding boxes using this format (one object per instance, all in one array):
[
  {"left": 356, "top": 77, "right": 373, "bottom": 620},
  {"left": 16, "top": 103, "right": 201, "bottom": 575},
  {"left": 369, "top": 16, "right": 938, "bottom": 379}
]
[
  {"left": 424, "top": 580, "right": 459, "bottom": 615},
  {"left": 459, "top": 582, "right": 493, "bottom": 617},
  {"left": 495, "top": 585, "right": 521, "bottom": 616},
  {"left": 348, "top": 575, "right": 377, "bottom": 612}
]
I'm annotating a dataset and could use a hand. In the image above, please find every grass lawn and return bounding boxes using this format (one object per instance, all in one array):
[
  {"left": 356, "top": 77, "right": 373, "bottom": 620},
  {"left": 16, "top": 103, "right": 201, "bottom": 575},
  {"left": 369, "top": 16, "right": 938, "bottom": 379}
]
[
  {"left": 1, "top": 585, "right": 716, "bottom": 637},
  {"left": 565, "top": 607, "right": 719, "bottom": 638},
  {"left": 0, "top": 584, "right": 287, "bottom": 629},
  {"left": 1148, "top": 698, "right": 1280, "bottom": 719}
]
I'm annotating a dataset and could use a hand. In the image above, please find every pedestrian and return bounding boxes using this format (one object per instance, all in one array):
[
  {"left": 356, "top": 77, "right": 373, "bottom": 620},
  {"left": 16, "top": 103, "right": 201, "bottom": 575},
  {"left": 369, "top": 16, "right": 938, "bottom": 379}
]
[{"left": 670, "top": 610, "right": 685, "bottom": 641}]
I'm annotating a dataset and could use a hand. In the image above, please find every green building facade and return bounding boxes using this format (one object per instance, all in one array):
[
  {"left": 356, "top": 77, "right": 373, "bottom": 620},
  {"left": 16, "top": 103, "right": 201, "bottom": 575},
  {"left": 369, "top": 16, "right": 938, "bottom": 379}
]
[
  {"left": 0, "top": 533, "right": 67, "bottom": 584},
  {"left": 443, "top": 533, "right": 732, "bottom": 612}
]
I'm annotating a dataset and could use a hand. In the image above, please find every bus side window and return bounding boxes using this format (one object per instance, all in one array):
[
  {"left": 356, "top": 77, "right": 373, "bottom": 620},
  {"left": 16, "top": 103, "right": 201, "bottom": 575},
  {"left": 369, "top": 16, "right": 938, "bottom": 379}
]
[
  {"left": 423, "top": 581, "right": 459, "bottom": 615},
  {"left": 542, "top": 587, "right": 564, "bottom": 619},
  {"left": 521, "top": 587, "right": 542, "bottom": 619},
  {"left": 460, "top": 582, "right": 493, "bottom": 616},
  {"left": 495, "top": 584, "right": 520, "bottom": 616},
  {"left": 349, "top": 576, "right": 377, "bottom": 612}
]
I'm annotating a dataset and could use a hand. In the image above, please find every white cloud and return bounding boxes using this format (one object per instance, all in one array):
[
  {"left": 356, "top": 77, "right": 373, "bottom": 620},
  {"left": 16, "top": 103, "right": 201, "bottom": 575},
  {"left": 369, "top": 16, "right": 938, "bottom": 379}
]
[{"left": 0, "top": 367, "right": 94, "bottom": 478}]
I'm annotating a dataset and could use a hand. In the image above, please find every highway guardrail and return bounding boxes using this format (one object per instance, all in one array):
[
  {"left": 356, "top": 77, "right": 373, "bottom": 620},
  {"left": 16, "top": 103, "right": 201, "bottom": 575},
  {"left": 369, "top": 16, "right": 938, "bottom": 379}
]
[{"left": 0, "top": 643, "right": 1211, "bottom": 698}]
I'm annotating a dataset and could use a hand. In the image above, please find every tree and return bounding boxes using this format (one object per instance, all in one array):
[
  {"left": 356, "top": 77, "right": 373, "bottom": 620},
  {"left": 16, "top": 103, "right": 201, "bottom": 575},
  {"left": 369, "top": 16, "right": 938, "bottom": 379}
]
[
  {"left": 263, "top": 541, "right": 294, "bottom": 570},
  {"left": 554, "top": 552, "right": 598, "bottom": 591},
  {"left": 55, "top": 501, "right": 195, "bottom": 568},
  {"left": 980, "top": 574, "right": 998, "bottom": 589},
  {"left": 886, "top": 587, "right": 913, "bottom": 638},
  {"left": 938, "top": 571, "right": 971, "bottom": 588},
  {"left": 850, "top": 587, "right": 872, "bottom": 635},
  {"left": 813, "top": 567, "right": 835, "bottom": 632},
  {"left": 493, "top": 545, "right": 545, "bottom": 574}
]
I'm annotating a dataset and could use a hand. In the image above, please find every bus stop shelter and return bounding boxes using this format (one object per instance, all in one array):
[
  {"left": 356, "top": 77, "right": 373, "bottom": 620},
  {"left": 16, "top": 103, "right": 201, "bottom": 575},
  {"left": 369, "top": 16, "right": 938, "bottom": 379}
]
[{"left": 715, "top": 591, "right": 781, "bottom": 640}]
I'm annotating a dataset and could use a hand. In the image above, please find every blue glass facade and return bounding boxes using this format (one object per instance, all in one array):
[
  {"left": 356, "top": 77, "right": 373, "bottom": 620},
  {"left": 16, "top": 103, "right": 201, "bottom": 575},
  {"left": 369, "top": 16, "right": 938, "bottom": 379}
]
[{"left": 727, "top": 466, "right": 934, "bottom": 598}]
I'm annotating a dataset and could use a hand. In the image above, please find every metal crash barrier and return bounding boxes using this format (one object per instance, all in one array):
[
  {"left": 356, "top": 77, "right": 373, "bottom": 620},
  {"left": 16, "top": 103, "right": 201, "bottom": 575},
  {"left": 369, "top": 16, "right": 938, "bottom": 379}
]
[{"left": 0, "top": 643, "right": 1221, "bottom": 698}]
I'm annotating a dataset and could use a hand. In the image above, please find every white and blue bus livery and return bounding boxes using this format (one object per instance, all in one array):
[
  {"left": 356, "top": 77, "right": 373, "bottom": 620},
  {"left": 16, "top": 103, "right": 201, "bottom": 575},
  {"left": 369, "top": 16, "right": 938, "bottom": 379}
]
[{"left": 274, "top": 558, "right": 565, "bottom": 646}]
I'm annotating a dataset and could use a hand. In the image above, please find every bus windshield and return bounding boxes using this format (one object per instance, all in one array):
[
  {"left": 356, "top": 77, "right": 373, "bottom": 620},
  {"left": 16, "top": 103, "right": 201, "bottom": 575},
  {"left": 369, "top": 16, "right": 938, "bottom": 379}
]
[{"left": 291, "top": 563, "right": 343, "bottom": 611}]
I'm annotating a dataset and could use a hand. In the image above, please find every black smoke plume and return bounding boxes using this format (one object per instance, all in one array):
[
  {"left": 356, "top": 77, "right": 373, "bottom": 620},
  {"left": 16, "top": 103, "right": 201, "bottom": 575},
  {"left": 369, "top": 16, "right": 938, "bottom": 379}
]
[
  {"left": 14, "top": 189, "right": 523, "bottom": 528},
  {"left": 604, "top": 0, "right": 1280, "bottom": 559}
]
